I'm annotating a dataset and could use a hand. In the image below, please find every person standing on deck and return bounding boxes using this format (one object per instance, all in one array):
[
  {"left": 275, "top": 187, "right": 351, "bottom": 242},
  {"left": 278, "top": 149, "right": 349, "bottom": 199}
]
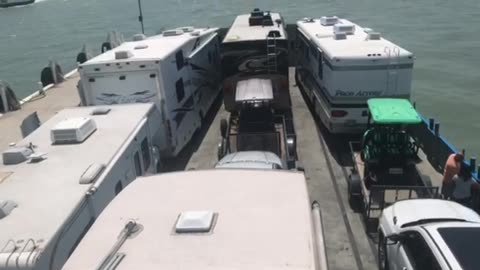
[
  {"left": 451, "top": 163, "right": 480, "bottom": 207},
  {"left": 441, "top": 153, "right": 464, "bottom": 199}
]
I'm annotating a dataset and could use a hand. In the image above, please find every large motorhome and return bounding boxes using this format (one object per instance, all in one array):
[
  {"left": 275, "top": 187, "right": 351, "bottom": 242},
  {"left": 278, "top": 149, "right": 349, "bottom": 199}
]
[
  {"left": 296, "top": 16, "right": 414, "bottom": 133},
  {"left": 0, "top": 103, "right": 161, "bottom": 270},
  {"left": 78, "top": 27, "right": 222, "bottom": 157},
  {"left": 61, "top": 170, "right": 328, "bottom": 270},
  {"left": 222, "top": 9, "right": 290, "bottom": 111}
]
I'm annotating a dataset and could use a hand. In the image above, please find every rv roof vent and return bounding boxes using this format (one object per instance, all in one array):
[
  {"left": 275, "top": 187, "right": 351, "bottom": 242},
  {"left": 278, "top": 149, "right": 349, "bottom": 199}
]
[
  {"left": 320, "top": 16, "right": 339, "bottom": 26},
  {"left": 190, "top": 31, "right": 200, "bottom": 36},
  {"left": 115, "top": 50, "right": 133, "bottom": 60},
  {"left": 134, "top": 44, "right": 148, "bottom": 50},
  {"left": 302, "top": 17, "right": 315, "bottom": 23},
  {"left": 91, "top": 107, "right": 111, "bottom": 115},
  {"left": 132, "top": 34, "right": 147, "bottom": 41},
  {"left": 0, "top": 200, "right": 17, "bottom": 219},
  {"left": 334, "top": 24, "right": 355, "bottom": 35},
  {"left": 334, "top": 32, "right": 347, "bottom": 40},
  {"left": 163, "top": 29, "right": 184, "bottom": 37},
  {"left": 79, "top": 163, "right": 106, "bottom": 184},
  {"left": 2, "top": 147, "right": 33, "bottom": 165},
  {"left": 367, "top": 32, "right": 382, "bottom": 40},
  {"left": 175, "top": 210, "right": 215, "bottom": 233},
  {"left": 51, "top": 117, "right": 97, "bottom": 144},
  {"left": 179, "top": 26, "right": 194, "bottom": 33}
]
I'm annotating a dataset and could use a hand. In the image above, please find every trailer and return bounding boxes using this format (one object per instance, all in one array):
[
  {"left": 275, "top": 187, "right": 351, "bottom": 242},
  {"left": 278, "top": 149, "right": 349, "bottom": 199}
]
[
  {"left": 217, "top": 78, "right": 297, "bottom": 169},
  {"left": 347, "top": 99, "right": 439, "bottom": 231},
  {"left": 61, "top": 170, "right": 328, "bottom": 270},
  {"left": 221, "top": 9, "right": 290, "bottom": 112},
  {"left": 0, "top": 103, "right": 162, "bottom": 270},
  {"left": 295, "top": 16, "right": 414, "bottom": 133},
  {"left": 78, "top": 27, "right": 222, "bottom": 157}
]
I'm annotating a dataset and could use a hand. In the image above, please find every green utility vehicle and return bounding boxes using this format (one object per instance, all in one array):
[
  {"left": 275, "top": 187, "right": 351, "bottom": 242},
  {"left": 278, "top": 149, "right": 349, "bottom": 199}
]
[{"left": 348, "top": 98, "right": 439, "bottom": 231}]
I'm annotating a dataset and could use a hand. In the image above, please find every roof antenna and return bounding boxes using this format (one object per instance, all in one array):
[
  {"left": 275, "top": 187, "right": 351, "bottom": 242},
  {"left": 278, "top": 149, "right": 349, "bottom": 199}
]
[{"left": 137, "top": 0, "right": 145, "bottom": 34}]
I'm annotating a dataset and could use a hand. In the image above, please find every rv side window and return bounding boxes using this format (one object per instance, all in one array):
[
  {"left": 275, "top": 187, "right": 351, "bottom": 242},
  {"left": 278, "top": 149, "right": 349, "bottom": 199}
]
[
  {"left": 318, "top": 51, "right": 323, "bottom": 80},
  {"left": 305, "top": 44, "right": 309, "bottom": 60},
  {"left": 141, "top": 138, "right": 151, "bottom": 171},
  {"left": 175, "top": 79, "right": 185, "bottom": 102},
  {"left": 134, "top": 152, "right": 142, "bottom": 176},
  {"left": 175, "top": 50, "right": 184, "bottom": 70}
]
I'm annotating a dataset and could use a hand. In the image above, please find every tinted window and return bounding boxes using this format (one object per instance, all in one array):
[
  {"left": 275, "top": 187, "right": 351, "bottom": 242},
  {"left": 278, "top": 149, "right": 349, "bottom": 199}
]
[
  {"left": 114, "top": 181, "right": 123, "bottom": 195},
  {"left": 401, "top": 231, "right": 442, "bottom": 270},
  {"left": 318, "top": 51, "right": 323, "bottom": 80},
  {"left": 175, "top": 79, "right": 185, "bottom": 102},
  {"left": 134, "top": 152, "right": 142, "bottom": 176},
  {"left": 438, "top": 227, "right": 480, "bottom": 270},
  {"left": 141, "top": 138, "right": 151, "bottom": 171},
  {"left": 208, "top": 51, "right": 212, "bottom": 64},
  {"left": 175, "top": 50, "right": 184, "bottom": 70}
]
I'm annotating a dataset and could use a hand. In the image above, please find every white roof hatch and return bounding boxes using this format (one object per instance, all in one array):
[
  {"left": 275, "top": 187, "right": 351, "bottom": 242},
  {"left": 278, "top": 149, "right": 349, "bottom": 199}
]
[{"left": 175, "top": 210, "right": 215, "bottom": 233}]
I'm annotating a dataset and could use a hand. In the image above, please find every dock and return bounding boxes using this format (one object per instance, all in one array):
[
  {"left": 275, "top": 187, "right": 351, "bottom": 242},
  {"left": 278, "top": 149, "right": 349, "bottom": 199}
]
[
  {"left": 0, "top": 67, "right": 446, "bottom": 270},
  {"left": 0, "top": 71, "right": 80, "bottom": 150}
]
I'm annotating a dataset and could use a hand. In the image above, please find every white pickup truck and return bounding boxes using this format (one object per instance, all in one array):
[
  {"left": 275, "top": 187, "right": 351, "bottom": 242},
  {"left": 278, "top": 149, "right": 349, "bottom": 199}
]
[{"left": 378, "top": 199, "right": 480, "bottom": 270}]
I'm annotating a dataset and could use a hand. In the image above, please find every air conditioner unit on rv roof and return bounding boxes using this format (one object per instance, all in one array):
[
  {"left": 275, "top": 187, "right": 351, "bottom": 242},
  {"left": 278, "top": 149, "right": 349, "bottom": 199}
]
[
  {"left": 163, "top": 29, "right": 184, "bottom": 37},
  {"left": 334, "top": 24, "right": 355, "bottom": 35},
  {"left": 51, "top": 117, "right": 97, "bottom": 144},
  {"left": 320, "top": 16, "right": 338, "bottom": 26}
]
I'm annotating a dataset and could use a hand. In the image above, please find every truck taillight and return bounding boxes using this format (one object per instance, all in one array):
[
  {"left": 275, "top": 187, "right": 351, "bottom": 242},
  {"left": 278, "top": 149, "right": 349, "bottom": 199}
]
[
  {"left": 223, "top": 81, "right": 233, "bottom": 93},
  {"left": 331, "top": 110, "right": 348, "bottom": 118},
  {"left": 280, "top": 77, "right": 288, "bottom": 90}
]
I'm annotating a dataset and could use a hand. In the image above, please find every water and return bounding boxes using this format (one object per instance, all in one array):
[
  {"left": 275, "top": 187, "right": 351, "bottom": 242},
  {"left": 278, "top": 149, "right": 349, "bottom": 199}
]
[{"left": 1, "top": 0, "right": 480, "bottom": 155}]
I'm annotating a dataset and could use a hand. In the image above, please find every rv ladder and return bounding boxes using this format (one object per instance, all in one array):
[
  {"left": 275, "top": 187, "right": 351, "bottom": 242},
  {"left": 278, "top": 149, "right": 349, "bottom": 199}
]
[{"left": 266, "top": 33, "right": 278, "bottom": 74}]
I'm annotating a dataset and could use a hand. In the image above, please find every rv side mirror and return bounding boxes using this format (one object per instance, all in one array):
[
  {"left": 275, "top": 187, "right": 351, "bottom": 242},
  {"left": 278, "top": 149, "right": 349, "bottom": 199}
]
[
  {"left": 220, "top": 119, "right": 228, "bottom": 139},
  {"left": 385, "top": 233, "right": 402, "bottom": 245}
]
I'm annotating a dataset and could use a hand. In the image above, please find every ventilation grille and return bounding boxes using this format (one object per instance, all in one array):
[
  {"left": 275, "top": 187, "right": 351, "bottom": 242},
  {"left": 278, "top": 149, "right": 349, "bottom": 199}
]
[{"left": 51, "top": 117, "right": 97, "bottom": 144}]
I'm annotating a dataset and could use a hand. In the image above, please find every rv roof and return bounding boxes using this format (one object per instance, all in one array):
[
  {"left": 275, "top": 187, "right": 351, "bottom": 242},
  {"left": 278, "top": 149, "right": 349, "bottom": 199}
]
[
  {"left": 82, "top": 27, "right": 218, "bottom": 64},
  {"left": 61, "top": 170, "right": 317, "bottom": 270},
  {"left": 368, "top": 98, "right": 421, "bottom": 124},
  {"left": 223, "top": 12, "right": 287, "bottom": 43},
  {"left": 0, "top": 103, "right": 154, "bottom": 251},
  {"left": 297, "top": 18, "right": 413, "bottom": 61}
]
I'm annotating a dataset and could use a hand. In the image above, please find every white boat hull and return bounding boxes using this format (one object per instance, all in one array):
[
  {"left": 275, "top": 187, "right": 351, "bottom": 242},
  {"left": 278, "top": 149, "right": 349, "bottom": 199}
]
[{"left": 0, "top": 0, "right": 35, "bottom": 8}]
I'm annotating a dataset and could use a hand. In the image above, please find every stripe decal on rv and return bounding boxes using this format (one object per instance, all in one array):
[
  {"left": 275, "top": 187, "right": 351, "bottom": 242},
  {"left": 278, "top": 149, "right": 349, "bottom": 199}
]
[{"left": 323, "top": 58, "right": 414, "bottom": 71}]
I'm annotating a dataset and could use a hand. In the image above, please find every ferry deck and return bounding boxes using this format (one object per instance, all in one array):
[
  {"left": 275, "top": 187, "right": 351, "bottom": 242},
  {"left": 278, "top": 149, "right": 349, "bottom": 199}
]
[{"left": 0, "top": 62, "right": 449, "bottom": 270}]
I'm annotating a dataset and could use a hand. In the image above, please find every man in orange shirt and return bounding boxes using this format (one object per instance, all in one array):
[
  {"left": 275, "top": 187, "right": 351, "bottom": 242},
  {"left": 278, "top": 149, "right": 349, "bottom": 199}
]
[{"left": 442, "top": 153, "right": 464, "bottom": 199}]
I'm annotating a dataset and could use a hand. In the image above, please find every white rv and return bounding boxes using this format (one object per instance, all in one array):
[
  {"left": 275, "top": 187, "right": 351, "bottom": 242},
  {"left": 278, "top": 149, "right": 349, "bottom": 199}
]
[
  {"left": 296, "top": 17, "right": 414, "bottom": 133},
  {"left": 0, "top": 103, "right": 161, "bottom": 270},
  {"left": 61, "top": 170, "right": 328, "bottom": 270},
  {"left": 78, "top": 27, "right": 222, "bottom": 157}
]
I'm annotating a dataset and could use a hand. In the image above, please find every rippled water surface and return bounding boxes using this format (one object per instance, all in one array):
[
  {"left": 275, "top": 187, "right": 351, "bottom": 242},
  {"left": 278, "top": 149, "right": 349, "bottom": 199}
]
[{"left": 1, "top": 0, "right": 480, "bottom": 154}]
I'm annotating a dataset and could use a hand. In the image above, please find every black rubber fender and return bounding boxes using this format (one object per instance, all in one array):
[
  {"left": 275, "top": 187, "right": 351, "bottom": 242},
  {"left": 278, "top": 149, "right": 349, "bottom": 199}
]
[
  {"left": 101, "top": 42, "right": 112, "bottom": 53},
  {"left": 76, "top": 52, "right": 87, "bottom": 64},
  {"left": 40, "top": 67, "right": 54, "bottom": 87}
]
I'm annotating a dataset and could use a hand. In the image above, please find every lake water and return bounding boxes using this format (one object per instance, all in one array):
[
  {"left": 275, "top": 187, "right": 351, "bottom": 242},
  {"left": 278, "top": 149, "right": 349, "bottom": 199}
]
[{"left": 1, "top": 0, "right": 480, "bottom": 156}]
